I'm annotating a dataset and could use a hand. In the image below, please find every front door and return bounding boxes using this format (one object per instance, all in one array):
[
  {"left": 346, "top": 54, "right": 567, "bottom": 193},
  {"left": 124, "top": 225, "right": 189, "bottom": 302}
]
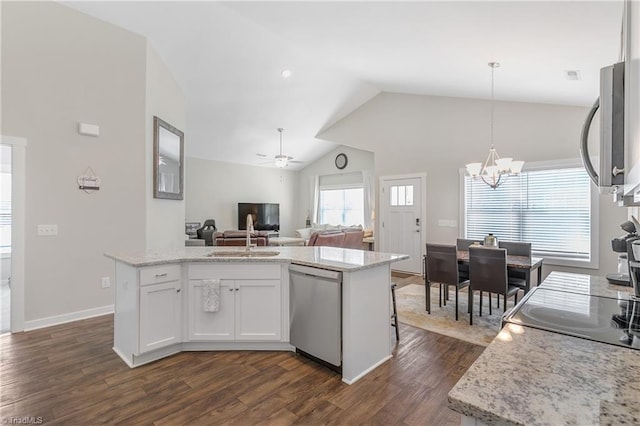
[{"left": 379, "top": 175, "right": 425, "bottom": 273}]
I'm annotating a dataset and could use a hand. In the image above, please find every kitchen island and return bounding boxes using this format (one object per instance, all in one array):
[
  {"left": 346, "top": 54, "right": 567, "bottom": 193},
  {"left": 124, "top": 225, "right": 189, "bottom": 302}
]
[
  {"left": 106, "top": 246, "right": 408, "bottom": 384},
  {"left": 448, "top": 272, "right": 640, "bottom": 425}
]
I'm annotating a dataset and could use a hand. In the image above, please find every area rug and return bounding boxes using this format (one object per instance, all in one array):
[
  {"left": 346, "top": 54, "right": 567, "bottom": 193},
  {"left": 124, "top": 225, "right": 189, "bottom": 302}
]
[{"left": 395, "top": 284, "right": 519, "bottom": 347}]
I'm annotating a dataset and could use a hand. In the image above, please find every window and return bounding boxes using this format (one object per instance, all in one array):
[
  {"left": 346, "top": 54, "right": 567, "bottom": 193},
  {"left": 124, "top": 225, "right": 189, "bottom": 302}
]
[
  {"left": 0, "top": 145, "right": 10, "bottom": 255},
  {"left": 390, "top": 185, "right": 414, "bottom": 206},
  {"left": 318, "top": 186, "right": 364, "bottom": 226},
  {"left": 462, "top": 163, "right": 596, "bottom": 267}
]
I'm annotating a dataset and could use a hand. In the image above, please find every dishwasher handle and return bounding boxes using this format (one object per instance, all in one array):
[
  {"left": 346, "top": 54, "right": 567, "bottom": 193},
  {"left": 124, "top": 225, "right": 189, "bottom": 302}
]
[{"left": 289, "top": 264, "right": 342, "bottom": 281}]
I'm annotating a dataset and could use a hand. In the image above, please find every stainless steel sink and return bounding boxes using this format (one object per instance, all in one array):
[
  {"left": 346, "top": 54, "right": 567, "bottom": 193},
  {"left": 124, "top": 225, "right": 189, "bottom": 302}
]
[{"left": 207, "top": 250, "right": 280, "bottom": 258}]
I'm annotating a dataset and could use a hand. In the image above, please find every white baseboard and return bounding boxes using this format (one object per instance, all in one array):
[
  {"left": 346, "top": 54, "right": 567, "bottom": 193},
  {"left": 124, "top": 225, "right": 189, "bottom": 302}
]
[
  {"left": 24, "top": 305, "right": 114, "bottom": 331},
  {"left": 342, "top": 355, "right": 393, "bottom": 385}
]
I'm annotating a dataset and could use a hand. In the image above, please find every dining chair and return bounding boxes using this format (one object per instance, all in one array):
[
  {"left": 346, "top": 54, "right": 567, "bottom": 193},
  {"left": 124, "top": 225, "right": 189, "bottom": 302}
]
[
  {"left": 468, "top": 246, "right": 520, "bottom": 325},
  {"left": 425, "top": 243, "right": 470, "bottom": 320},
  {"left": 499, "top": 241, "right": 531, "bottom": 291},
  {"left": 456, "top": 238, "right": 482, "bottom": 250},
  {"left": 455, "top": 238, "right": 482, "bottom": 282}
]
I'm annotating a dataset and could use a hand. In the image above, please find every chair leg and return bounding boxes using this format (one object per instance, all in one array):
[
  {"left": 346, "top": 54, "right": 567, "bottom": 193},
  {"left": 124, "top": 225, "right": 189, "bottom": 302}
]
[
  {"left": 489, "top": 293, "right": 492, "bottom": 316},
  {"left": 425, "top": 280, "right": 431, "bottom": 314},
  {"left": 455, "top": 287, "right": 459, "bottom": 321},
  {"left": 439, "top": 284, "right": 443, "bottom": 307},
  {"left": 469, "top": 289, "right": 473, "bottom": 325},
  {"left": 391, "top": 283, "right": 399, "bottom": 341},
  {"left": 479, "top": 291, "right": 483, "bottom": 317},
  {"left": 496, "top": 294, "right": 500, "bottom": 308}
]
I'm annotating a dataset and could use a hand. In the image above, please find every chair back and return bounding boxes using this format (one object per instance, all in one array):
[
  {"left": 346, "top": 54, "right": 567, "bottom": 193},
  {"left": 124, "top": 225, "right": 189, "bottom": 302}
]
[
  {"left": 426, "top": 244, "right": 459, "bottom": 285},
  {"left": 456, "top": 238, "right": 482, "bottom": 250},
  {"left": 469, "top": 246, "right": 508, "bottom": 295},
  {"left": 499, "top": 241, "right": 532, "bottom": 257}
]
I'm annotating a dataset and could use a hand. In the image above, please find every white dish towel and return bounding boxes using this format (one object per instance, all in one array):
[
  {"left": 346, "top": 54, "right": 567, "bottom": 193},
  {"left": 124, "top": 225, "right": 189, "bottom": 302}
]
[{"left": 201, "top": 279, "right": 221, "bottom": 312}]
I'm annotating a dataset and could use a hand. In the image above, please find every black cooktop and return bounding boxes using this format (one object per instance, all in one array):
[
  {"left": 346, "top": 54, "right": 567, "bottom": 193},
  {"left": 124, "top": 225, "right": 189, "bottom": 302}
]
[{"left": 503, "top": 287, "right": 640, "bottom": 351}]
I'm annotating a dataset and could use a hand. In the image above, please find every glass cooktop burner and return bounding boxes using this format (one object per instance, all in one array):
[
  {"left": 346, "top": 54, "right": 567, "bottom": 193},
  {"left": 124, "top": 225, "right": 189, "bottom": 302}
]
[{"left": 503, "top": 287, "right": 640, "bottom": 350}]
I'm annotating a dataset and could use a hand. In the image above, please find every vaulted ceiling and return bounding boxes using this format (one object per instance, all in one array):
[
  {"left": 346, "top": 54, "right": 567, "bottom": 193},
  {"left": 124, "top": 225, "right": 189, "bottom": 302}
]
[{"left": 63, "top": 1, "right": 624, "bottom": 169}]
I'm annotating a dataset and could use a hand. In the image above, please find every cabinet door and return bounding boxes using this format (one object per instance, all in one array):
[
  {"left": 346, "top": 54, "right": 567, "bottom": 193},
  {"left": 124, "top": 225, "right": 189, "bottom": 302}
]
[
  {"left": 235, "top": 280, "right": 281, "bottom": 341},
  {"left": 139, "top": 281, "right": 182, "bottom": 353},
  {"left": 188, "top": 280, "right": 235, "bottom": 341}
]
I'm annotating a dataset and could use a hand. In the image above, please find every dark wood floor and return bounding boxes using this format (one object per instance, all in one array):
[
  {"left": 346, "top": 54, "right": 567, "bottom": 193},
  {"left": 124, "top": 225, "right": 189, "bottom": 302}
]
[{"left": 1, "top": 280, "right": 484, "bottom": 425}]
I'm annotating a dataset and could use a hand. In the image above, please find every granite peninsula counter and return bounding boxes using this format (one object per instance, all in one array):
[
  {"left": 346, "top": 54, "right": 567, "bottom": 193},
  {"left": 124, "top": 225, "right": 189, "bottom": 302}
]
[
  {"left": 106, "top": 246, "right": 409, "bottom": 384},
  {"left": 105, "top": 245, "right": 408, "bottom": 271},
  {"left": 448, "top": 272, "right": 640, "bottom": 425}
]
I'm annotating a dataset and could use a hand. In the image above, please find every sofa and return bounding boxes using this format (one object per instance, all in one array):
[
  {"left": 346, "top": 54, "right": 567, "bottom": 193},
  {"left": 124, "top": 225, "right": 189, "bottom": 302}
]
[
  {"left": 296, "top": 223, "right": 373, "bottom": 249},
  {"left": 307, "top": 229, "right": 365, "bottom": 249},
  {"left": 213, "top": 230, "right": 270, "bottom": 246}
]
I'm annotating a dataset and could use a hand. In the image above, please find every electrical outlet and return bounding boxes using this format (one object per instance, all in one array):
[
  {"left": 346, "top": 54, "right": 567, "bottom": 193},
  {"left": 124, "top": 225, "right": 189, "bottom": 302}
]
[
  {"left": 37, "top": 224, "right": 58, "bottom": 236},
  {"left": 101, "top": 277, "right": 111, "bottom": 289}
]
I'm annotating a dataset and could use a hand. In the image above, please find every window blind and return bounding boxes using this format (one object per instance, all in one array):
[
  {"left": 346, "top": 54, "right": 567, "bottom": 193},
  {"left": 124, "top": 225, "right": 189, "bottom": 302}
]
[{"left": 464, "top": 167, "right": 591, "bottom": 260}]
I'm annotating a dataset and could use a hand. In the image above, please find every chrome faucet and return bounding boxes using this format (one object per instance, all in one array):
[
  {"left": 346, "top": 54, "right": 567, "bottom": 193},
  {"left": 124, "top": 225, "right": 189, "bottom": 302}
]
[{"left": 246, "top": 214, "right": 255, "bottom": 251}]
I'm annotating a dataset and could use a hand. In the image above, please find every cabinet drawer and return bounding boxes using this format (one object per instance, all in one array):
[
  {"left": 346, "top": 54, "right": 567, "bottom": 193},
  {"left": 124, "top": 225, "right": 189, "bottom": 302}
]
[
  {"left": 140, "top": 264, "right": 181, "bottom": 286},
  {"left": 188, "top": 263, "right": 281, "bottom": 280}
]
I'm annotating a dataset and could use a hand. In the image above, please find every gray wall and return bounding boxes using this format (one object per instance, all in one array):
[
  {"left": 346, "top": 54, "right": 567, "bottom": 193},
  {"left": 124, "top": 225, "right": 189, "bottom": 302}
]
[
  {"left": 185, "top": 158, "right": 299, "bottom": 237},
  {"left": 145, "top": 44, "right": 187, "bottom": 250},
  {"left": 319, "top": 92, "right": 627, "bottom": 278},
  {"left": 298, "top": 145, "right": 375, "bottom": 229},
  {"left": 1, "top": 2, "right": 186, "bottom": 325}
]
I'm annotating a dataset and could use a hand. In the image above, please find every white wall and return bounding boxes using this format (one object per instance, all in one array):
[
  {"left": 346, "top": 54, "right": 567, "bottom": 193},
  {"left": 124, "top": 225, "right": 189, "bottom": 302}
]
[
  {"left": 145, "top": 44, "right": 187, "bottom": 250},
  {"left": 186, "top": 158, "right": 299, "bottom": 237},
  {"left": 1, "top": 2, "right": 147, "bottom": 322},
  {"left": 319, "top": 92, "right": 627, "bottom": 278},
  {"left": 298, "top": 145, "right": 374, "bottom": 229}
]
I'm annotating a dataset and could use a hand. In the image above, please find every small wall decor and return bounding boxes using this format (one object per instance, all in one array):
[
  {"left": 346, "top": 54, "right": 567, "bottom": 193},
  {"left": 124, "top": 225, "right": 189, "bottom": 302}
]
[{"left": 77, "top": 166, "right": 101, "bottom": 193}]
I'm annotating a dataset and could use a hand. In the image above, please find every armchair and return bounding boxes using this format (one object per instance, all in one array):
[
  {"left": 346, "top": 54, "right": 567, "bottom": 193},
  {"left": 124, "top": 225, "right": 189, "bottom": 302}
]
[{"left": 196, "top": 219, "right": 217, "bottom": 246}]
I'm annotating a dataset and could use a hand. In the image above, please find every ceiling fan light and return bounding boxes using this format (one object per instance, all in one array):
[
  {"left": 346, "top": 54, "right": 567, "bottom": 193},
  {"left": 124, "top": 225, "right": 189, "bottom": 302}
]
[{"left": 275, "top": 155, "right": 288, "bottom": 168}]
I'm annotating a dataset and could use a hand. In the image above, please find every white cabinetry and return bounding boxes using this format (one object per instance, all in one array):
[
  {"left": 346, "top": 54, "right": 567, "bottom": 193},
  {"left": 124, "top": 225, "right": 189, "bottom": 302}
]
[
  {"left": 187, "top": 264, "right": 282, "bottom": 342},
  {"left": 139, "top": 281, "right": 182, "bottom": 352},
  {"left": 138, "top": 264, "right": 182, "bottom": 353},
  {"left": 113, "top": 262, "right": 183, "bottom": 366}
]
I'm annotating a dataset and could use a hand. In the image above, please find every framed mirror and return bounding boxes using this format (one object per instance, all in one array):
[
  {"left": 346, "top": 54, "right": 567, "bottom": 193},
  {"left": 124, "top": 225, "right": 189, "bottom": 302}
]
[{"left": 153, "top": 116, "right": 184, "bottom": 200}]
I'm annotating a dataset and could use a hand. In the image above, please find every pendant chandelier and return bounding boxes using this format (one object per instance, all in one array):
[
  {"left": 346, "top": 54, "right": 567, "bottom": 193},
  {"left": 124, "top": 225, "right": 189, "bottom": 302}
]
[{"left": 465, "top": 62, "right": 524, "bottom": 189}]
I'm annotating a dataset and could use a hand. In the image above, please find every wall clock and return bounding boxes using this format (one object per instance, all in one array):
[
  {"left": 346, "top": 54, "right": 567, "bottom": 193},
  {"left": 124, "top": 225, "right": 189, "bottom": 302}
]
[{"left": 335, "top": 153, "right": 348, "bottom": 170}]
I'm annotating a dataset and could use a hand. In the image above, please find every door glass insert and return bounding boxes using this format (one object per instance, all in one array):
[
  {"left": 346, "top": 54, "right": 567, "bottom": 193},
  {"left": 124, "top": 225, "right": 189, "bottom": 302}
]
[{"left": 390, "top": 185, "right": 414, "bottom": 206}]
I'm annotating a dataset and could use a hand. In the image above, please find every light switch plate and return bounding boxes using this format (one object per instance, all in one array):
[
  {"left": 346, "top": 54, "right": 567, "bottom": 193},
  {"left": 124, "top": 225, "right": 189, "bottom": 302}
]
[
  {"left": 101, "top": 277, "right": 111, "bottom": 288},
  {"left": 37, "top": 224, "right": 58, "bottom": 236}
]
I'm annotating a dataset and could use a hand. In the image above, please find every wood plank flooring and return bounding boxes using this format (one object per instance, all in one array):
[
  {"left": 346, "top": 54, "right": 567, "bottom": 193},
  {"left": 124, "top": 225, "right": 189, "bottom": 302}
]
[{"left": 1, "top": 281, "right": 484, "bottom": 425}]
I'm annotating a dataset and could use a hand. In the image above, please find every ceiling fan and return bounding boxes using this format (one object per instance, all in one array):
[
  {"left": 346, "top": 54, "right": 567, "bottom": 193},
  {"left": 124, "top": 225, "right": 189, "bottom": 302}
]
[{"left": 259, "top": 128, "right": 303, "bottom": 168}]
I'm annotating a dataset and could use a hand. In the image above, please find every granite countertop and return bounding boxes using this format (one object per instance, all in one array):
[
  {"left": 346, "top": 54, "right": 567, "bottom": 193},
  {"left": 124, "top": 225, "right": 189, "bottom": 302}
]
[
  {"left": 104, "top": 246, "right": 409, "bottom": 272},
  {"left": 448, "top": 326, "right": 640, "bottom": 425},
  {"left": 448, "top": 272, "right": 640, "bottom": 425},
  {"left": 540, "top": 271, "right": 634, "bottom": 299}
]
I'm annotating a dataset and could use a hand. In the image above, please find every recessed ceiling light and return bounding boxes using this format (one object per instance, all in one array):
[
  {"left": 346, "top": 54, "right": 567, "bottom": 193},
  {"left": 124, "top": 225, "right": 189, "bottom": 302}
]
[
  {"left": 564, "top": 70, "right": 581, "bottom": 81},
  {"left": 281, "top": 69, "right": 292, "bottom": 78}
]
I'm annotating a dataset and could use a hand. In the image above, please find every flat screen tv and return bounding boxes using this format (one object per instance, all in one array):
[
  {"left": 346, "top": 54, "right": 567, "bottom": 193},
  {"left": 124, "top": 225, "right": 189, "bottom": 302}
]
[{"left": 238, "top": 203, "right": 280, "bottom": 231}]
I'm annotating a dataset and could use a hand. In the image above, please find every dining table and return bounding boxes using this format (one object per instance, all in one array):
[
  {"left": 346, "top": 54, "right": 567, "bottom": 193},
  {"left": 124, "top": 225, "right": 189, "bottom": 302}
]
[{"left": 456, "top": 249, "right": 544, "bottom": 294}]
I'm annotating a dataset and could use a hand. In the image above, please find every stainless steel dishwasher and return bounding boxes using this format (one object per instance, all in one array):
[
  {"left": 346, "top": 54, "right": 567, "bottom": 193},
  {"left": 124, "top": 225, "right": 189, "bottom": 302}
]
[{"left": 289, "top": 264, "right": 342, "bottom": 370}]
